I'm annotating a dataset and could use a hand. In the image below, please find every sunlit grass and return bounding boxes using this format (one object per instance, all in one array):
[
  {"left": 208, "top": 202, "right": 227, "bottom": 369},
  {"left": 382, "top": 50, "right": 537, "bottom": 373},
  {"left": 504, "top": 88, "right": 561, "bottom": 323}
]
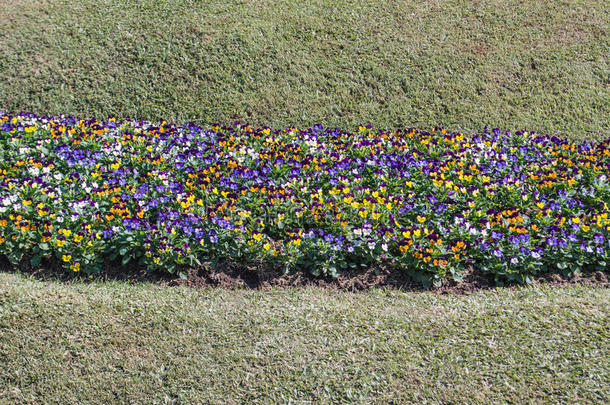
[
  {"left": 0, "top": 272, "right": 608, "bottom": 403},
  {"left": 1, "top": 0, "right": 608, "bottom": 140}
]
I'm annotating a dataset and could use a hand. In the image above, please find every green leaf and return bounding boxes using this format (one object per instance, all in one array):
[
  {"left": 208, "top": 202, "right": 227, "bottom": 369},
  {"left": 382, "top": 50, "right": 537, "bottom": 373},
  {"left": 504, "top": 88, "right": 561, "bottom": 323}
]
[{"left": 30, "top": 255, "right": 41, "bottom": 267}]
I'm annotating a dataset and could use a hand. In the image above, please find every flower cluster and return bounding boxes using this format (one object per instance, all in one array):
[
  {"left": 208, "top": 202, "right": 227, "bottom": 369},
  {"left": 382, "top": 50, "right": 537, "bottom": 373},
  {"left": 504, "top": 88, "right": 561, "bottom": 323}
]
[{"left": 1, "top": 112, "right": 608, "bottom": 286}]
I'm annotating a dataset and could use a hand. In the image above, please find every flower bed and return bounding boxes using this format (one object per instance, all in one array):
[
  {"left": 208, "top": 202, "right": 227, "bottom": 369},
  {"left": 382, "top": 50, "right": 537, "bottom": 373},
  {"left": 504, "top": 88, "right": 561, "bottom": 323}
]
[{"left": 1, "top": 112, "right": 608, "bottom": 286}]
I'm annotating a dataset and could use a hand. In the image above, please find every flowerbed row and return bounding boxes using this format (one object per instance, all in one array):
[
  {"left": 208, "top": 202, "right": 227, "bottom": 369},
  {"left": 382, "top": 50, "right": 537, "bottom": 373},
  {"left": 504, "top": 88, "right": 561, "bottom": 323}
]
[{"left": 1, "top": 112, "right": 608, "bottom": 286}]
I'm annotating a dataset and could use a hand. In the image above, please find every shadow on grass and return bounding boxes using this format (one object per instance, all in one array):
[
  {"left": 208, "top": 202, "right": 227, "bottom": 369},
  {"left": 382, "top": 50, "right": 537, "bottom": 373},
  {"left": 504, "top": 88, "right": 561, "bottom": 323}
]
[{"left": 1, "top": 255, "right": 608, "bottom": 294}]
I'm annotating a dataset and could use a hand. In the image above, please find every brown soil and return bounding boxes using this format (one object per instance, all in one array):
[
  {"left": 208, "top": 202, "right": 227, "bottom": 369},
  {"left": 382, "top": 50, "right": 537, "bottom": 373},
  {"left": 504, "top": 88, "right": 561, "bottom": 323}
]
[{"left": 1, "top": 256, "right": 608, "bottom": 294}]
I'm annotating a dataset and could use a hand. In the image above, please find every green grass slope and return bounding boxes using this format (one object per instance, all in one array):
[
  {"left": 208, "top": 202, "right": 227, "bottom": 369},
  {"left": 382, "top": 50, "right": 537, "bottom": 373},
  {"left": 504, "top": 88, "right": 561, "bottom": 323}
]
[
  {"left": 0, "top": 273, "right": 608, "bottom": 403},
  {"left": 1, "top": 0, "right": 608, "bottom": 139},
  {"left": 1, "top": 2, "right": 609, "bottom": 402}
]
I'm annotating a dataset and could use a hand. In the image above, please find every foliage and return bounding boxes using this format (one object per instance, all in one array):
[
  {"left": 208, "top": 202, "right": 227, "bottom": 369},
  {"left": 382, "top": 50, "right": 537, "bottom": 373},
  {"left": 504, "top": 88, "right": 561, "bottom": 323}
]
[{"left": 0, "top": 112, "right": 609, "bottom": 285}]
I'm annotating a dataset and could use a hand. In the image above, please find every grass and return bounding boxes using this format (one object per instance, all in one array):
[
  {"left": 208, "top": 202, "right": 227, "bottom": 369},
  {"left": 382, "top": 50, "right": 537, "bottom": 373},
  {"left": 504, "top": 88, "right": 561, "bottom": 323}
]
[
  {"left": 1, "top": 1, "right": 609, "bottom": 402},
  {"left": 0, "top": 272, "right": 608, "bottom": 403},
  {"left": 0, "top": 0, "right": 608, "bottom": 140}
]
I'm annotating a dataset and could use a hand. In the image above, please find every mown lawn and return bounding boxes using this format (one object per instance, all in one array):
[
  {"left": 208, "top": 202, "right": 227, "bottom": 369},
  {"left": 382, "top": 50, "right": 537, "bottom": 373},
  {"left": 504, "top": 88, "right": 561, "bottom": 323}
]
[
  {"left": 0, "top": 272, "right": 608, "bottom": 403},
  {"left": 1, "top": 0, "right": 609, "bottom": 402},
  {"left": 1, "top": 0, "right": 608, "bottom": 140}
]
